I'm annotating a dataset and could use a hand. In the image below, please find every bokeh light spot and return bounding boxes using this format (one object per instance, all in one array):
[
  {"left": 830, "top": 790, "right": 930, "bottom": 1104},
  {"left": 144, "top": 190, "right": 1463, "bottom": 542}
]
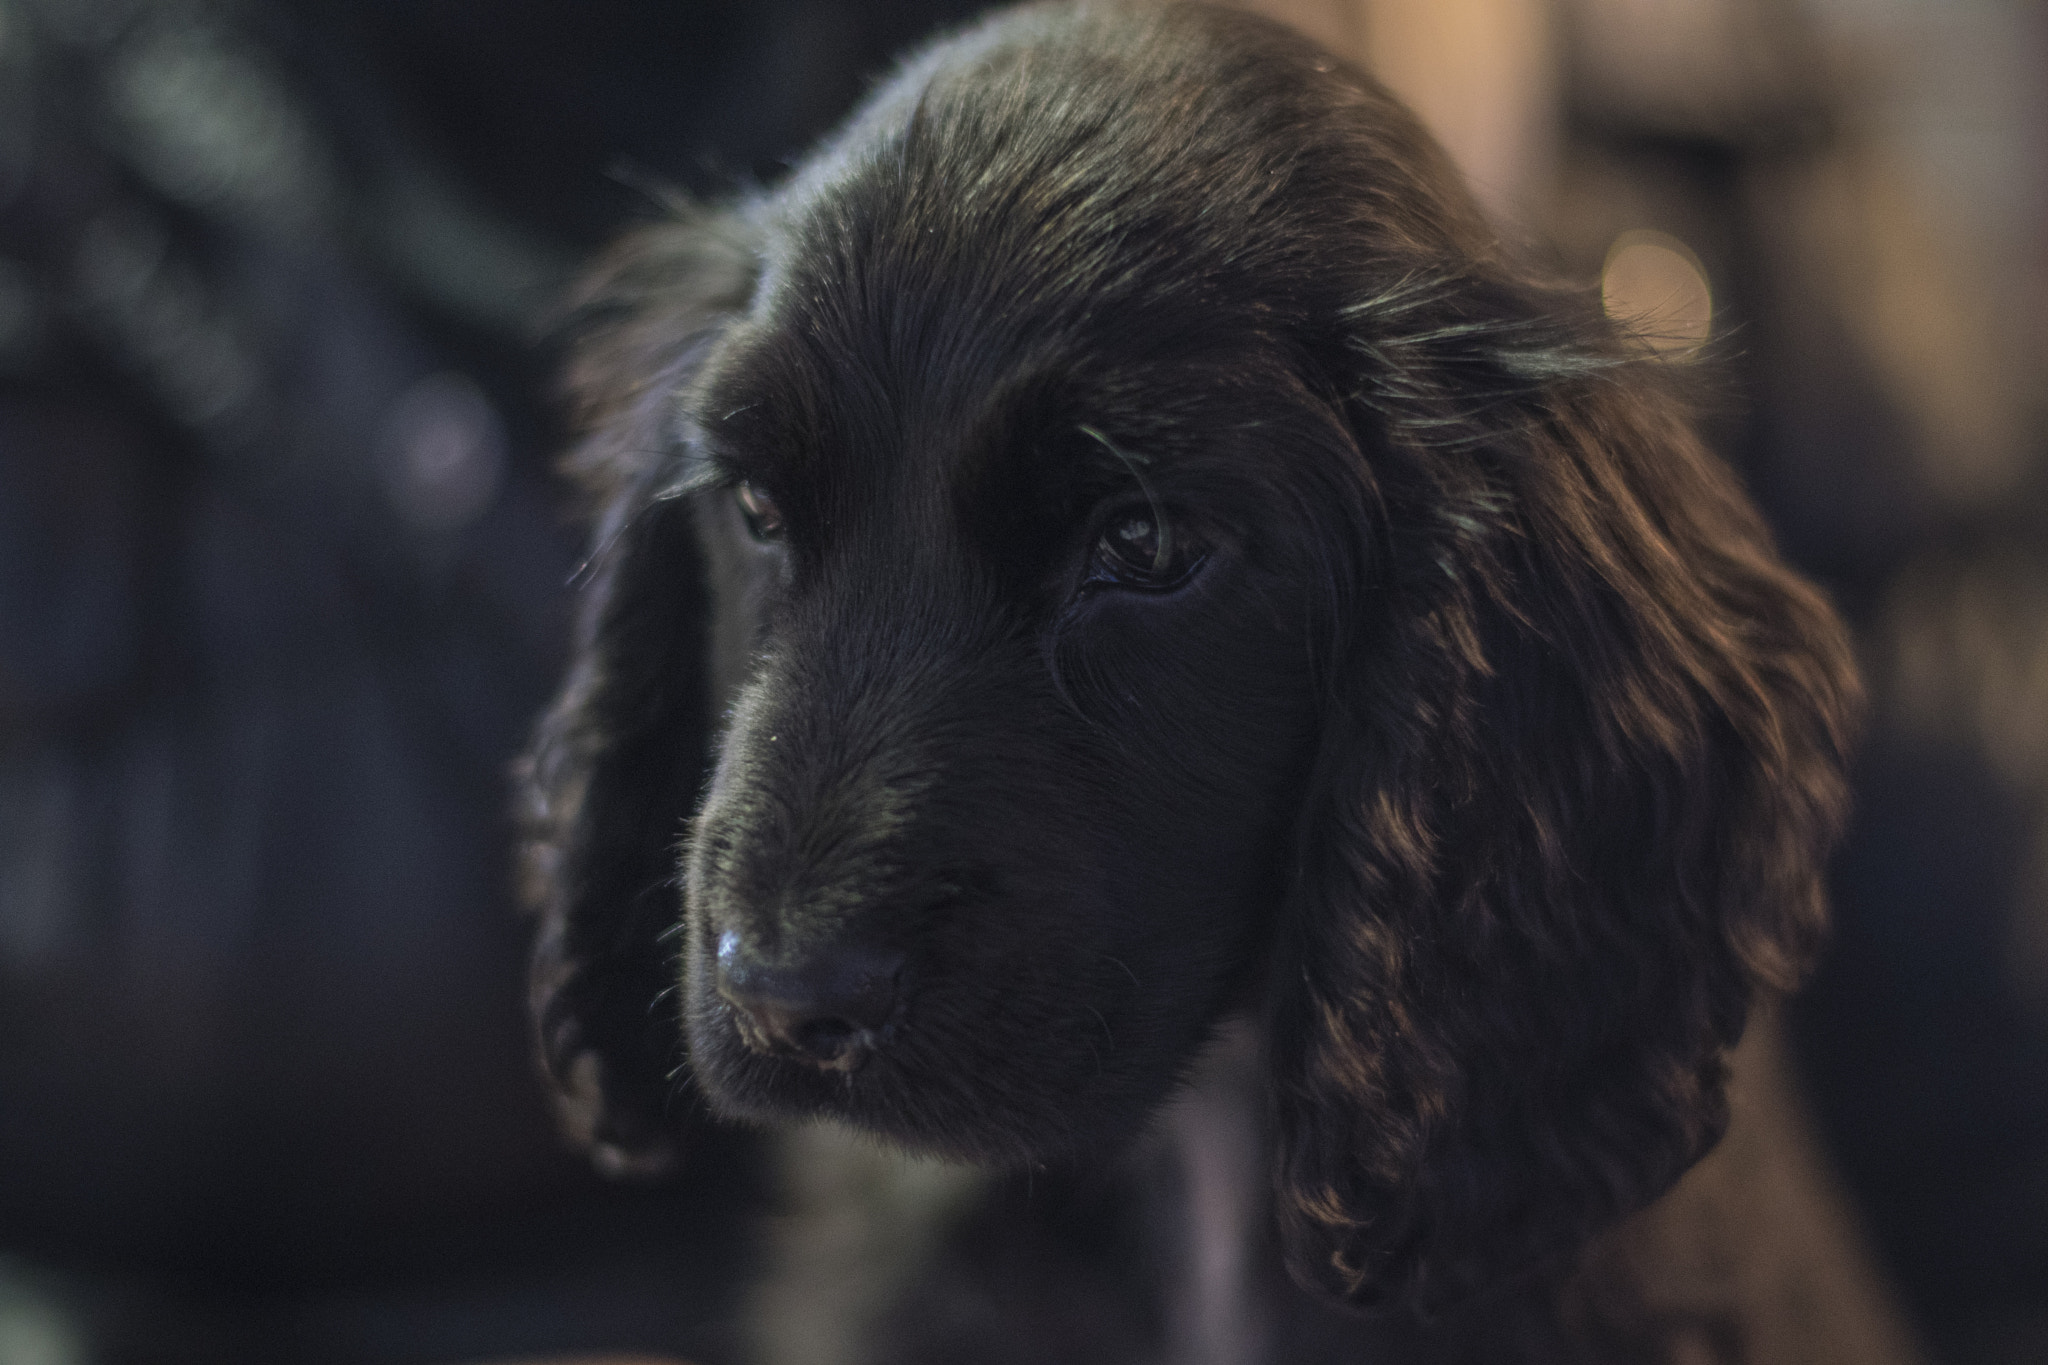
[{"left": 1601, "top": 229, "right": 1712, "bottom": 357}]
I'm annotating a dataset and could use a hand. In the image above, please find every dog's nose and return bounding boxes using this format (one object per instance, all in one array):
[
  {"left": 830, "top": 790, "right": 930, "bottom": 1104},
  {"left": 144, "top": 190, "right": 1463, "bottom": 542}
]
[{"left": 715, "top": 934, "right": 904, "bottom": 1070}]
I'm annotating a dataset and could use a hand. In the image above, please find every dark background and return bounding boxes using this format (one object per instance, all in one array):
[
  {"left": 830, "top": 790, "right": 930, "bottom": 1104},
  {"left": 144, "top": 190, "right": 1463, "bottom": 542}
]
[{"left": 1, "top": 1, "right": 2043, "bottom": 1362}]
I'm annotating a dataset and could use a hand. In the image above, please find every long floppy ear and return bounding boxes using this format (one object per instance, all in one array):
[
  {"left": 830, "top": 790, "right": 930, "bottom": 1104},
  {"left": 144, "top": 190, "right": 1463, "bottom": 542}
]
[
  {"left": 517, "top": 209, "right": 757, "bottom": 1175},
  {"left": 1268, "top": 270, "right": 1862, "bottom": 1313}
]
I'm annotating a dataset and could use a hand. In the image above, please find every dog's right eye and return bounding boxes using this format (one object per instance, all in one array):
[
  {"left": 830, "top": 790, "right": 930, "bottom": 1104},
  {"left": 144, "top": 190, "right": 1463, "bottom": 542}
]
[
  {"left": 1089, "top": 509, "right": 1205, "bottom": 591},
  {"left": 735, "top": 483, "right": 786, "bottom": 542}
]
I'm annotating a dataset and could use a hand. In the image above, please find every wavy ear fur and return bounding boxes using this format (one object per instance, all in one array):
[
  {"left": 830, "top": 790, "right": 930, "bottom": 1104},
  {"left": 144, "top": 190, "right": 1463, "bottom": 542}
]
[
  {"left": 1269, "top": 271, "right": 1862, "bottom": 1313},
  {"left": 518, "top": 209, "right": 758, "bottom": 1174}
]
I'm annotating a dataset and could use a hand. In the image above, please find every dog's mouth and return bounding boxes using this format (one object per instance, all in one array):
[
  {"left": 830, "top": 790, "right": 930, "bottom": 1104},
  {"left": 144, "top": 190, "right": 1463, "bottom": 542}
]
[
  {"left": 728, "top": 1008, "right": 892, "bottom": 1072},
  {"left": 687, "top": 980, "right": 952, "bottom": 1149},
  {"left": 718, "top": 987, "right": 904, "bottom": 1075}
]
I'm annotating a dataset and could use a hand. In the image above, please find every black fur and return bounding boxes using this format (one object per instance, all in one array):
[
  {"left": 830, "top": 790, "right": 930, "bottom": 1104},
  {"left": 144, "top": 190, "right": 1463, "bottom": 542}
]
[{"left": 519, "top": 0, "right": 1861, "bottom": 1349}]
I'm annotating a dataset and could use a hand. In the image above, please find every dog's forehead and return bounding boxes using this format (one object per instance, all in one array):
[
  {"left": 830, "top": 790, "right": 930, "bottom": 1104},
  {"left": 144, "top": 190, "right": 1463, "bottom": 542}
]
[
  {"left": 694, "top": 48, "right": 1329, "bottom": 510},
  {"left": 691, "top": 287, "right": 1068, "bottom": 532},
  {"left": 683, "top": 5, "right": 1493, "bottom": 537}
]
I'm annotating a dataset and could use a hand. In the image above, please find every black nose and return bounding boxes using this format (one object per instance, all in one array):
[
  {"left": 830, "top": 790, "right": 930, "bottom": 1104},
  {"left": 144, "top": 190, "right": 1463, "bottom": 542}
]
[{"left": 714, "top": 934, "right": 904, "bottom": 1070}]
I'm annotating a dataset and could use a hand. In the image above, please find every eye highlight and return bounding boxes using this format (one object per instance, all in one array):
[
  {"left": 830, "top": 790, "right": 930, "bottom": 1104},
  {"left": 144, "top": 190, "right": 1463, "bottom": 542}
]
[{"left": 735, "top": 482, "right": 786, "bottom": 541}]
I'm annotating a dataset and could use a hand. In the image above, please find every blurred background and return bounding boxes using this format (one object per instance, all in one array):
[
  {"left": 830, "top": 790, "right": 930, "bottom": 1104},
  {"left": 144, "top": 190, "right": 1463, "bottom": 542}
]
[{"left": 0, "top": 0, "right": 2042, "bottom": 1361}]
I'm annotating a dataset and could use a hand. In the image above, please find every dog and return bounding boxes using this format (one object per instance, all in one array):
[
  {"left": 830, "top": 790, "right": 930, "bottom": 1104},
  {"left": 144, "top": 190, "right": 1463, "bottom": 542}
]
[{"left": 518, "top": 4, "right": 1919, "bottom": 1360}]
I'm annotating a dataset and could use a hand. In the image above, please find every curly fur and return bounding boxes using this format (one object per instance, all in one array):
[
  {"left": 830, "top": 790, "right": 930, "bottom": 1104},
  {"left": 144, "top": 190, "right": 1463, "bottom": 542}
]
[{"left": 518, "top": 3, "right": 1866, "bottom": 1356}]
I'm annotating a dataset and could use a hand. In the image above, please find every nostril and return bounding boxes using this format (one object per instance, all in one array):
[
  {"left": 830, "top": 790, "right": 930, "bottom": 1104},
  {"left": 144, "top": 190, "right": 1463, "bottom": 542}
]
[{"left": 715, "top": 940, "right": 905, "bottom": 1070}]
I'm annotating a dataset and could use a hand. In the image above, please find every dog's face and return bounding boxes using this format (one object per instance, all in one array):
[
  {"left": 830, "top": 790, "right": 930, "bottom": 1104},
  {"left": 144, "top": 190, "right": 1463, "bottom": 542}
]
[
  {"left": 525, "top": 1, "right": 1860, "bottom": 1314},
  {"left": 677, "top": 291, "right": 1337, "bottom": 1160}
]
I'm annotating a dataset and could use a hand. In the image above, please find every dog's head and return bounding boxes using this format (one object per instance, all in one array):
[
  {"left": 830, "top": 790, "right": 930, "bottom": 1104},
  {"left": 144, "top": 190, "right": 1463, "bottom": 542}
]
[{"left": 521, "top": 1, "right": 1859, "bottom": 1315}]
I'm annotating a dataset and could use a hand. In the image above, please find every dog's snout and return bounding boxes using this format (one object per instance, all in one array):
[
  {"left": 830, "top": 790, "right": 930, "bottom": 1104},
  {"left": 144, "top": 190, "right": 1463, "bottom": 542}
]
[{"left": 715, "top": 934, "right": 904, "bottom": 1070}]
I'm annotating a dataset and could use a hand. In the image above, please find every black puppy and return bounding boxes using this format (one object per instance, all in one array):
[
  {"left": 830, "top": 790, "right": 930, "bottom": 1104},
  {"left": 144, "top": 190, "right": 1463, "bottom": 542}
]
[{"left": 521, "top": 4, "right": 1906, "bottom": 1360}]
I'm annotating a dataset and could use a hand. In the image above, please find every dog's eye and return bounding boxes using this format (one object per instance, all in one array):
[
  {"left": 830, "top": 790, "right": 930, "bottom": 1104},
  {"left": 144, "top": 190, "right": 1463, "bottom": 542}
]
[
  {"left": 735, "top": 483, "right": 786, "bottom": 541},
  {"left": 1092, "top": 510, "right": 1202, "bottom": 590}
]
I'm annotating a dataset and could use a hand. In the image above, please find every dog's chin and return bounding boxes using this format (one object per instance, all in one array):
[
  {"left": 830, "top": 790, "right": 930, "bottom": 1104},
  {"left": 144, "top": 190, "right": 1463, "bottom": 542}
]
[{"left": 682, "top": 993, "right": 1169, "bottom": 1168}]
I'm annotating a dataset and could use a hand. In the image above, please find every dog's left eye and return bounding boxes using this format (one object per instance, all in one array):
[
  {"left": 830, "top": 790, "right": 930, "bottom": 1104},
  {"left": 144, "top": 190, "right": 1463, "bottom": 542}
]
[
  {"left": 1091, "top": 510, "right": 1203, "bottom": 590},
  {"left": 735, "top": 483, "right": 786, "bottom": 541}
]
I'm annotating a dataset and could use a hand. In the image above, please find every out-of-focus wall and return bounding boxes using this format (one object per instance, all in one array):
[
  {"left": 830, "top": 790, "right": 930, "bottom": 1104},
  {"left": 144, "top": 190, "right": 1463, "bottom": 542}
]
[{"left": 1246, "top": 0, "right": 1559, "bottom": 225}]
